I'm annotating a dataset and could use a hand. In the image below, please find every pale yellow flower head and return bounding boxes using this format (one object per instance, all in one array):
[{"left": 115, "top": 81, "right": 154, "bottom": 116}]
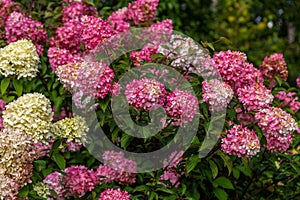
[
  {"left": 0, "top": 39, "right": 39, "bottom": 79},
  {"left": 53, "top": 115, "right": 88, "bottom": 144},
  {"left": 2, "top": 93, "right": 53, "bottom": 143}
]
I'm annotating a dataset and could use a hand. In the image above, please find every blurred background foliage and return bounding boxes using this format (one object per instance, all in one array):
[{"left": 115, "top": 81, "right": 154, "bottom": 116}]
[{"left": 16, "top": 0, "right": 300, "bottom": 84}]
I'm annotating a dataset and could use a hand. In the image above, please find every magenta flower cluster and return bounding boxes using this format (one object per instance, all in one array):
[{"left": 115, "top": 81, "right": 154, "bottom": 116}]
[
  {"left": 160, "top": 151, "right": 185, "bottom": 187},
  {"left": 99, "top": 188, "right": 131, "bottom": 200},
  {"left": 274, "top": 91, "right": 300, "bottom": 113},
  {"left": 237, "top": 84, "right": 274, "bottom": 112},
  {"left": 125, "top": 77, "right": 166, "bottom": 111},
  {"left": 126, "top": 0, "right": 159, "bottom": 24},
  {"left": 221, "top": 124, "right": 260, "bottom": 157},
  {"left": 5, "top": 11, "right": 47, "bottom": 55},
  {"left": 202, "top": 79, "right": 233, "bottom": 112},
  {"left": 255, "top": 107, "right": 298, "bottom": 153},
  {"left": 212, "top": 50, "right": 263, "bottom": 92},
  {"left": 297, "top": 76, "right": 300, "bottom": 88},
  {"left": 44, "top": 166, "right": 98, "bottom": 199},
  {"left": 164, "top": 89, "right": 198, "bottom": 126},
  {"left": 108, "top": 8, "right": 130, "bottom": 32},
  {"left": 97, "top": 151, "right": 137, "bottom": 185},
  {"left": 260, "top": 53, "right": 288, "bottom": 88},
  {"left": 62, "top": 1, "right": 98, "bottom": 23}
]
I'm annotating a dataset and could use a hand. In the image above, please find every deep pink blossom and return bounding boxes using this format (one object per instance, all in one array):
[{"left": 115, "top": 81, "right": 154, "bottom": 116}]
[
  {"left": 237, "top": 84, "right": 274, "bottom": 112},
  {"left": 221, "top": 124, "right": 260, "bottom": 157},
  {"left": 164, "top": 89, "right": 198, "bottom": 126},
  {"left": 108, "top": 8, "right": 130, "bottom": 32},
  {"left": 63, "top": 165, "right": 98, "bottom": 198},
  {"left": 274, "top": 91, "right": 300, "bottom": 113},
  {"left": 99, "top": 188, "right": 131, "bottom": 200},
  {"left": 130, "top": 44, "right": 158, "bottom": 66},
  {"left": 62, "top": 2, "right": 97, "bottom": 23},
  {"left": 5, "top": 11, "right": 47, "bottom": 55},
  {"left": 126, "top": 0, "right": 159, "bottom": 24},
  {"left": 48, "top": 47, "right": 82, "bottom": 72},
  {"left": 0, "top": 99, "right": 6, "bottom": 113},
  {"left": 0, "top": 0, "right": 21, "bottom": 39},
  {"left": 125, "top": 78, "right": 166, "bottom": 111},
  {"left": 80, "top": 15, "right": 116, "bottom": 52},
  {"left": 49, "top": 20, "right": 82, "bottom": 54},
  {"left": 212, "top": 50, "right": 263, "bottom": 92},
  {"left": 296, "top": 76, "right": 300, "bottom": 88}
]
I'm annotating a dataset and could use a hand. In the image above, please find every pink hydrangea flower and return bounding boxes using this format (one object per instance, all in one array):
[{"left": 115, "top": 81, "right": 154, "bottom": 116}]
[
  {"left": 99, "top": 188, "right": 131, "bottom": 200},
  {"left": 221, "top": 124, "right": 260, "bottom": 157},
  {"left": 164, "top": 89, "right": 198, "bottom": 126},
  {"left": 212, "top": 50, "right": 263, "bottom": 92},
  {"left": 62, "top": 2, "right": 97, "bottom": 23},
  {"left": 80, "top": 15, "right": 116, "bottom": 52},
  {"left": 149, "top": 19, "right": 173, "bottom": 39},
  {"left": 108, "top": 8, "right": 130, "bottom": 32},
  {"left": 160, "top": 151, "right": 185, "bottom": 187},
  {"left": 255, "top": 107, "right": 298, "bottom": 153},
  {"left": 125, "top": 78, "right": 166, "bottom": 111},
  {"left": 48, "top": 47, "right": 82, "bottom": 72},
  {"left": 96, "top": 151, "right": 137, "bottom": 185},
  {"left": 110, "top": 82, "right": 121, "bottom": 96},
  {"left": 43, "top": 172, "right": 65, "bottom": 199},
  {"left": 0, "top": 0, "right": 21, "bottom": 39},
  {"left": 34, "top": 141, "right": 52, "bottom": 157},
  {"left": 130, "top": 44, "right": 158, "bottom": 66},
  {"left": 275, "top": 91, "right": 300, "bottom": 113},
  {"left": 74, "top": 61, "right": 115, "bottom": 99},
  {"left": 237, "top": 84, "right": 274, "bottom": 112},
  {"left": 202, "top": 79, "right": 233, "bottom": 112},
  {"left": 63, "top": 165, "right": 98, "bottom": 198},
  {"left": 260, "top": 53, "right": 288, "bottom": 88},
  {"left": 66, "top": 141, "right": 82, "bottom": 152},
  {"left": 5, "top": 11, "right": 47, "bottom": 55},
  {"left": 49, "top": 20, "right": 82, "bottom": 54},
  {"left": 126, "top": 0, "right": 159, "bottom": 25}
]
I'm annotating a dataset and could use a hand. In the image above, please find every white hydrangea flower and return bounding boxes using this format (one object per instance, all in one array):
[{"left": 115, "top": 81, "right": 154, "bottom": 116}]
[
  {"left": 0, "top": 39, "right": 39, "bottom": 79},
  {"left": 52, "top": 115, "right": 88, "bottom": 144},
  {"left": 2, "top": 93, "right": 53, "bottom": 143},
  {"left": 33, "top": 182, "right": 51, "bottom": 199}
]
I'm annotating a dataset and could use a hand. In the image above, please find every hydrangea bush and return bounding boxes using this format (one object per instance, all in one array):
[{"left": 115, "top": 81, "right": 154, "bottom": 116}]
[{"left": 0, "top": 0, "right": 299, "bottom": 199}]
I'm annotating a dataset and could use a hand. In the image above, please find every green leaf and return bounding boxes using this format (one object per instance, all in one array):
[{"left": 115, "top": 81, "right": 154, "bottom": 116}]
[
  {"left": 186, "top": 155, "right": 200, "bottom": 174},
  {"left": 33, "top": 160, "right": 47, "bottom": 172},
  {"left": 149, "top": 192, "right": 158, "bottom": 200},
  {"left": 156, "top": 187, "right": 175, "bottom": 194},
  {"left": 1, "top": 78, "right": 10, "bottom": 95},
  {"left": 209, "top": 160, "right": 218, "bottom": 179},
  {"left": 232, "top": 168, "right": 240, "bottom": 179},
  {"left": 133, "top": 185, "right": 150, "bottom": 192},
  {"left": 52, "top": 152, "right": 66, "bottom": 170},
  {"left": 18, "top": 185, "right": 29, "bottom": 198},
  {"left": 216, "top": 151, "right": 233, "bottom": 175},
  {"left": 12, "top": 79, "right": 23, "bottom": 96},
  {"left": 213, "top": 177, "right": 234, "bottom": 189},
  {"left": 213, "top": 188, "right": 228, "bottom": 200}
]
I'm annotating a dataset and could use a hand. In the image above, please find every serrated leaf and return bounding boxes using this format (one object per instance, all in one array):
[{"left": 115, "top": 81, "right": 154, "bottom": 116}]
[
  {"left": 209, "top": 160, "right": 218, "bottom": 179},
  {"left": 213, "top": 188, "right": 228, "bottom": 200},
  {"left": 213, "top": 176, "right": 234, "bottom": 189},
  {"left": 1, "top": 78, "right": 10, "bottom": 95}
]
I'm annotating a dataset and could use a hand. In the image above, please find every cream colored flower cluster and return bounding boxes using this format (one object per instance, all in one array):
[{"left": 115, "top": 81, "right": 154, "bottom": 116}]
[
  {"left": 2, "top": 93, "right": 53, "bottom": 143},
  {"left": 53, "top": 115, "right": 88, "bottom": 144},
  {"left": 0, "top": 129, "right": 40, "bottom": 199},
  {"left": 33, "top": 182, "right": 51, "bottom": 199},
  {"left": 0, "top": 39, "right": 40, "bottom": 79}
]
